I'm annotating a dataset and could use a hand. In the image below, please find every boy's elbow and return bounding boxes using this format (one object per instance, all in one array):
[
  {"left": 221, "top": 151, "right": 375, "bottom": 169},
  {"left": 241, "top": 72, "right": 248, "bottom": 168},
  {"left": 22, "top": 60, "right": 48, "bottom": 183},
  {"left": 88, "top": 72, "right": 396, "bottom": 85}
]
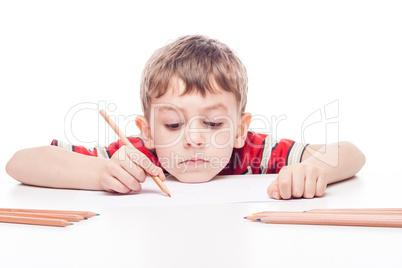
[
  {"left": 6, "top": 151, "right": 20, "bottom": 179},
  {"left": 6, "top": 149, "right": 30, "bottom": 183},
  {"left": 340, "top": 141, "right": 366, "bottom": 171}
]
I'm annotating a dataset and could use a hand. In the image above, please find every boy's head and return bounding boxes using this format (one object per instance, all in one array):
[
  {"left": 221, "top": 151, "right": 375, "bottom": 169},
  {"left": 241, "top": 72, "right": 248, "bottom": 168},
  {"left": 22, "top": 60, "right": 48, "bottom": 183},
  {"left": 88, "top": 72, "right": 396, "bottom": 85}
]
[{"left": 136, "top": 35, "right": 252, "bottom": 183}]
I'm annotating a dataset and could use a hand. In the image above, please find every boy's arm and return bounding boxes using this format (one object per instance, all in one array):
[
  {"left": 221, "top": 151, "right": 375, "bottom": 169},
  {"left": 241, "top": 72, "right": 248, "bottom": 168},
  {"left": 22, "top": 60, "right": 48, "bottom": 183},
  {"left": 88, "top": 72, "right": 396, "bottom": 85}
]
[
  {"left": 6, "top": 145, "right": 164, "bottom": 192},
  {"left": 267, "top": 141, "right": 366, "bottom": 199},
  {"left": 6, "top": 146, "right": 107, "bottom": 190},
  {"left": 300, "top": 141, "right": 366, "bottom": 184}
]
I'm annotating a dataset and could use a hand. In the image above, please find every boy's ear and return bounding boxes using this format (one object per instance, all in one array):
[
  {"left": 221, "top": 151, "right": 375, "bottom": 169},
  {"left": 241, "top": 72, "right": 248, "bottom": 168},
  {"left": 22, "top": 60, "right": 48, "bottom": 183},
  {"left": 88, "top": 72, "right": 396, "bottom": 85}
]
[
  {"left": 135, "top": 115, "right": 155, "bottom": 149},
  {"left": 234, "top": 112, "right": 252, "bottom": 148}
]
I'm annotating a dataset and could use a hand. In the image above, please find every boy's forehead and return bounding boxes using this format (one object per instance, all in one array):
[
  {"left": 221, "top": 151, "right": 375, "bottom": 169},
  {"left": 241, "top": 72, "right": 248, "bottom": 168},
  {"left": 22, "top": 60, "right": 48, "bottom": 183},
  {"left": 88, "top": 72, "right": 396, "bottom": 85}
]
[
  {"left": 150, "top": 93, "right": 238, "bottom": 118},
  {"left": 155, "top": 102, "right": 229, "bottom": 114},
  {"left": 149, "top": 76, "right": 238, "bottom": 116}
]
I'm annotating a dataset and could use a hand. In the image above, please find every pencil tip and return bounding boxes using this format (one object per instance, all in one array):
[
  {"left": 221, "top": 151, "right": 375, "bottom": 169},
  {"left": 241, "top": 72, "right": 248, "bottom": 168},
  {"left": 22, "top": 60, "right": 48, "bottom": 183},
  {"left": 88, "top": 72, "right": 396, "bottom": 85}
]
[
  {"left": 243, "top": 216, "right": 247, "bottom": 219},
  {"left": 167, "top": 194, "right": 171, "bottom": 197},
  {"left": 252, "top": 213, "right": 258, "bottom": 215},
  {"left": 70, "top": 223, "right": 74, "bottom": 225},
  {"left": 96, "top": 214, "right": 100, "bottom": 216},
  {"left": 256, "top": 218, "right": 261, "bottom": 221}
]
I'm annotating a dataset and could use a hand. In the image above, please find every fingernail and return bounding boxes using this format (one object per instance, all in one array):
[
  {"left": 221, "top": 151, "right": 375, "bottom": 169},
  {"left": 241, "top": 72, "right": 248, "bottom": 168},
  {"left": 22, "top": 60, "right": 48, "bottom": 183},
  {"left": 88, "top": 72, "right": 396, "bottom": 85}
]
[
  {"left": 151, "top": 168, "right": 158, "bottom": 175},
  {"left": 273, "top": 191, "right": 280, "bottom": 199}
]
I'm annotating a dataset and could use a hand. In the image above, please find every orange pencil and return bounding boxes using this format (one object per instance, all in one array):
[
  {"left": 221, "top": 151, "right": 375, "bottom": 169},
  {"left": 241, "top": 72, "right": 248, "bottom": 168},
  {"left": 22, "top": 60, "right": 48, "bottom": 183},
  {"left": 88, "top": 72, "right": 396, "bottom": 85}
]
[
  {"left": 245, "top": 212, "right": 402, "bottom": 228},
  {"left": 99, "top": 109, "right": 171, "bottom": 197},
  {"left": 0, "top": 215, "right": 72, "bottom": 227},
  {"left": 0, "top": 208, "right": 98, "bottom": 218},
  {"left": 0, "top": 211, "right": 85, "bottom": 222}
]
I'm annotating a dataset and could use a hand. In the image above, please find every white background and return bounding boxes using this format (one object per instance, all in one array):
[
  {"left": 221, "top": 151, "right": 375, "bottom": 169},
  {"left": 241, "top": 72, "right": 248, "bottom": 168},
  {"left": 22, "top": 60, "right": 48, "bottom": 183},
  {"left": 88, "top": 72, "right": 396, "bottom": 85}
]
[{"left": 1, "top": 0, "right": 401, "bottom": 177}]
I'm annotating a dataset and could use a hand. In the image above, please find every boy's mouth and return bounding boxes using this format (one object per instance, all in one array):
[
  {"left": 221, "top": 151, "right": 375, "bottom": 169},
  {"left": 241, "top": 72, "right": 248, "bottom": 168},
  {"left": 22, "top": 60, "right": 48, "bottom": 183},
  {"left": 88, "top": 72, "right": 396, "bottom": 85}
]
[{"left": 179, "top": 158, "right": 209, "bottom": 165}]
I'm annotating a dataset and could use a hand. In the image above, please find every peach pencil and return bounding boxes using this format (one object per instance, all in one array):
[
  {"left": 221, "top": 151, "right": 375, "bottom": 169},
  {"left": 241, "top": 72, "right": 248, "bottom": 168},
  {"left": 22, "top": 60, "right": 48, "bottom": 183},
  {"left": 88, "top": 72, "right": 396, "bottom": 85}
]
[
  {"left": 0, "top": 215, "right": 72, "bottom": 227},
  {"left": 306, "top": 208, "right": 402, "bottom": 215},
  {"left": 0, "top": 211, "right": 85, "bottom": 222},
  {"left": 246, "top": 209, "right": 402, "bottom": 221},
  {"left": 246, "top": 212, "right": 402, "bottom": 228},
  {"left": 99, "top": 109, "right": 171, "bottom": 197},
  {"left": 0, "top": 208, "right": 98, "bottom": 218},
  {"left": 251, "top": 208, "right": 402, "bottom": 217},
  {"left": 245, "top": 211, "right": 302, "bottom": 222}
]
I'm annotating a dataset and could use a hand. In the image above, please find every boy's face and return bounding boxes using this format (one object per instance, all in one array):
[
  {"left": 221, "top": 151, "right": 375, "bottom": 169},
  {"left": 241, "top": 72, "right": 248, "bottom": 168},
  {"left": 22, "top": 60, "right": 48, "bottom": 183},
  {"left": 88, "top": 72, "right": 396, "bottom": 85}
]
[{"left": 145, "top": 76, "right": 245, "bottom": 183}]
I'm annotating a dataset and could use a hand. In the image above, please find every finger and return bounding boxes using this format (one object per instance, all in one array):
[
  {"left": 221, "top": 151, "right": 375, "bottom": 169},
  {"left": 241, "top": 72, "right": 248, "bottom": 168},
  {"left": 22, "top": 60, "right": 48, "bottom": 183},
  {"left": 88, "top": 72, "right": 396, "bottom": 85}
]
[
  {"left": 119, "top": 155, "right": 147, "bottom": 183},
  {"left": 315, "top": 170, "right": 327, "bottom": 197},
  {"left": 291, "top": 168, "right": 305, "bottom": 198},
  {"left": 111, "top": 164, "right": 142, "bottom": 192},
  {"left": 156, "top": 167, "right": 166, "bottom": 182},
  {"left": 303, "top": 172, "right": 317, "bottom": 199},
  {"left": 267, "top": 178, "right": 281, "bottom": 199},
  {"left": 100, "top": 175, "right": 133, "bottom": 194},
  {"left": 278, "top": 167, "right": 292, "bottom": 199},
  {"left": 125, "top": 146, "right": 159, "bottom": 177}
]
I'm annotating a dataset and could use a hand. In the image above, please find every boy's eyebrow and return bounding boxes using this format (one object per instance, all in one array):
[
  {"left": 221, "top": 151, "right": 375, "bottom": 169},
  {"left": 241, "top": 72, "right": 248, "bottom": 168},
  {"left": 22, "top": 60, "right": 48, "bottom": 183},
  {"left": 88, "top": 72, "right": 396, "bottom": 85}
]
[{"left": 156, "top": 103, "right": 229, "bottom": 113}]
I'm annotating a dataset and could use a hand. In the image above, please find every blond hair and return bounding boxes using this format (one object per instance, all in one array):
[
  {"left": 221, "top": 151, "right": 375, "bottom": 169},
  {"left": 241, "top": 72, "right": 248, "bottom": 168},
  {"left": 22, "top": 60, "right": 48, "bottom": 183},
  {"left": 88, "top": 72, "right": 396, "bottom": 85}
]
[{"left": 140, "top": 35, "right": 248, "bottom": 119}]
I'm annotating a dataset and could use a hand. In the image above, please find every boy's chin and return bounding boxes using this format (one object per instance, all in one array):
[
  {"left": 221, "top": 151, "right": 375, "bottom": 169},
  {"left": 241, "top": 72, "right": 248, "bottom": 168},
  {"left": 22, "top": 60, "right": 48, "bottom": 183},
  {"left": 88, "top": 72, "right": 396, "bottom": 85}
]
[{"left": 168, "top": 172, "right": 216, "bottom": 183}]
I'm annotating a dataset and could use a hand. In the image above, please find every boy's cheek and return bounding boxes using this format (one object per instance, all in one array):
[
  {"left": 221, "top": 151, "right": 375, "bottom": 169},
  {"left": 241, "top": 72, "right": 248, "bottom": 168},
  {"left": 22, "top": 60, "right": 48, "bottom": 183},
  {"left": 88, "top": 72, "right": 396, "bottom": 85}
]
[
  {"left": 153, "top": 128, "right": 182, "bottom": 147},
  {"left": 210, "top": 128, "right": 235, "bottom": 149}
]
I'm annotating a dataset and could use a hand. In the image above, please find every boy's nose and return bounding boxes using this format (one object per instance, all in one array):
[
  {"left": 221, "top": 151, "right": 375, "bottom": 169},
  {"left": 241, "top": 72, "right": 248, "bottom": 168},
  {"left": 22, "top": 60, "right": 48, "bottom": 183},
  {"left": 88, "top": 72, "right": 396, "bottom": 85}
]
[
  {"left": 184, "top": 131, "right": 206, "bottom": 148},
  {"left": 183, "top": 123, "right": 207, "bottom": 148}
]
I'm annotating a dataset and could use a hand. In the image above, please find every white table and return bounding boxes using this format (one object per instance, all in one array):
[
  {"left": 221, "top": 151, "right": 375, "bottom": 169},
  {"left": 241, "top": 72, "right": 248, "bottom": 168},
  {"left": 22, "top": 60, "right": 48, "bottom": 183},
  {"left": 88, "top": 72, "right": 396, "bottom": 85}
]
[{"left": 1, "top": 170, "right": 401, "bottom": 268}]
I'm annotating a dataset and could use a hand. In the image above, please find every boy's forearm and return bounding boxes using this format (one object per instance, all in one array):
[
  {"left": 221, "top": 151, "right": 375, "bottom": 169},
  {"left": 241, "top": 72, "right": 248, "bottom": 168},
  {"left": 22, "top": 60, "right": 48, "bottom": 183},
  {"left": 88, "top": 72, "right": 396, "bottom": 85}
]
[
  {"left": 6, "top": 146, "right": 105, "bottom": 190},
  {"left": 302, "top": 141, "right": 366, "bottom": 184}
]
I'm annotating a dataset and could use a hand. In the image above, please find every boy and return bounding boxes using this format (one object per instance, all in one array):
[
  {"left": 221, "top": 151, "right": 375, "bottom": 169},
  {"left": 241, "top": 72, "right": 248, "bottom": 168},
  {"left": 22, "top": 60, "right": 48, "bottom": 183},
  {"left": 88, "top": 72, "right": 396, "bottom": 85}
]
[{"left": 6, "top": 35, "right": 366, "bottom": 199}]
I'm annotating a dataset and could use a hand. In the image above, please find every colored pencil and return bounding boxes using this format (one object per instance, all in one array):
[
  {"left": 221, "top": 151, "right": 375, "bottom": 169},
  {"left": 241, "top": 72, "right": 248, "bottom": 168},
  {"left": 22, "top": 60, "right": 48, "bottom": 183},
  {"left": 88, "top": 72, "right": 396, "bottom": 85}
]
[
  {"left": 246, "top": 211, "right": 302, "bottom": 221},
  {"left": 245, "top": 209, "right": 402, "bottom": 228},
  {"left": 252, "top": 208, "right": 402, "bottom": 216},
  {"left": 0, "top": 211, "right": 85, "bottom": 222},
  {"left": 0, "top": 208, "right": 98, "bottom": 218},
  {"left": 99, "top": 109, "right": 171, "bottom": 197},
  {"left": 0, "top": 215, "right": 72, "bottom": 227},
  {"left": 253, "top": 212, "right": 402, "bottom": 228},
  {"left": 306, "top": 208, "right": 402, "bottom": 215}
]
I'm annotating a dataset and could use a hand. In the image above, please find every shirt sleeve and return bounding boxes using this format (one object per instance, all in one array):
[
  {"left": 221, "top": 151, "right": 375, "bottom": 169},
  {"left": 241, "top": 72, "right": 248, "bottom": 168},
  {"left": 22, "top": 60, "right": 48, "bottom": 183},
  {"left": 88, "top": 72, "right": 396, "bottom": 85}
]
[
  {"left": 50, "top": 135, "right": 149, "bottom": 159},
  {"left": 51, "top": 139, "right": 110, "bottom": 158},
  {"left": 260, "top": 137, "right": 308, "bottom": 174},
  {"left": 219, "top": 131, "right": 308, "bottom": 175}
]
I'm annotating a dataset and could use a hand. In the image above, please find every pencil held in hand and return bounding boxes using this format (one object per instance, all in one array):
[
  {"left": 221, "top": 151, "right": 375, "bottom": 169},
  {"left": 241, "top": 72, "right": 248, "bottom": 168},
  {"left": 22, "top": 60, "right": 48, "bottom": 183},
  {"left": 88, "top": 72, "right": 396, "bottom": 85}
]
[{"left": 99, "top": 109, "right": 171, "bottom": 197}]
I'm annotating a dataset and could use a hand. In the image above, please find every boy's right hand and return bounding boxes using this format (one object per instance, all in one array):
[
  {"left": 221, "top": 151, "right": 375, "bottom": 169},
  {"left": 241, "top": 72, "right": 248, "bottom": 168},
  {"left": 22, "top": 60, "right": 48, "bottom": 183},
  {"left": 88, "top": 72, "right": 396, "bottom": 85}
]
[{"left": 98, "top": 146, "right": 165, "bottom": 193}]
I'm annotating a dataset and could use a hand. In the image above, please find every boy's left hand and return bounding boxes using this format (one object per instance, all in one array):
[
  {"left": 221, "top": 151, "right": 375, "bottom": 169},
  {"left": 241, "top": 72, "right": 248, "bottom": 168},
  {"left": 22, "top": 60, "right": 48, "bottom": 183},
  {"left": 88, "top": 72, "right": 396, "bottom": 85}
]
[{"left": 267, "top": 163, "right": 327, "bottom": 199}]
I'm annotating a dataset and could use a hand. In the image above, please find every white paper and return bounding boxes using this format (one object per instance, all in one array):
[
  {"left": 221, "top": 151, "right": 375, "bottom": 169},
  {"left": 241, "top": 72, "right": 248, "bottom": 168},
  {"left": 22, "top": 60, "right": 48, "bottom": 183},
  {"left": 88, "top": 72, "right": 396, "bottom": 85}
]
[{"left": 73, "top": 174, "right": 279, "bottom": 207}]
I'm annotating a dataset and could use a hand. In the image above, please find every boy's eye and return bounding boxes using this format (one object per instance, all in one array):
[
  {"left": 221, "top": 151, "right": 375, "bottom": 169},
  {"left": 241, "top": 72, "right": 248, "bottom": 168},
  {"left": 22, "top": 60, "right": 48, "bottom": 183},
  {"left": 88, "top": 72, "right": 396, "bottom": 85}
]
[
  {"left": 165, "top": 122, "right": 223, "bottom": 130},
  {"left": 165, "top": 123, "right": 184, "bottom": 129},
  {"left": 204, "top": 121, "right": 223, "bottom": 128}
]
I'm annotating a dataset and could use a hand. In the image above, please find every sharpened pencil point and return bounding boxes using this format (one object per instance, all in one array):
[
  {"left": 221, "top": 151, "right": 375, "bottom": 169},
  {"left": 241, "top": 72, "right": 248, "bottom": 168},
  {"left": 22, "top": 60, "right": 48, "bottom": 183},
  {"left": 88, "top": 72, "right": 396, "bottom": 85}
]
[
  {"left": 257, "top": 218, "right": 261, "bottom": 221},
  {"left": 167, "top": 194, "right": 171, "bottom": 197},
  {"left": 97, "top": 214, "right": 100, "bottom": 216},
  {"left": 252, "top": 213, "right": 258, "bottom": 215},
  {"left": 70, "top": 223, "right": 74, "bottom": 225},
  {"left": 244, "top": 216, "right": 247, "bottom": 219}
]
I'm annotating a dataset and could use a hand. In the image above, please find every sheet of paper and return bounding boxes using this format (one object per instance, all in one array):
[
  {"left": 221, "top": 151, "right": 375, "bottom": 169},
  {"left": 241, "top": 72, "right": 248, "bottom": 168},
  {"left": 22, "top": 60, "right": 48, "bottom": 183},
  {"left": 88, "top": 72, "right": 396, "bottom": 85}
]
[{"left": 73, "top": 174, "right": 278, "bottom": 207}]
